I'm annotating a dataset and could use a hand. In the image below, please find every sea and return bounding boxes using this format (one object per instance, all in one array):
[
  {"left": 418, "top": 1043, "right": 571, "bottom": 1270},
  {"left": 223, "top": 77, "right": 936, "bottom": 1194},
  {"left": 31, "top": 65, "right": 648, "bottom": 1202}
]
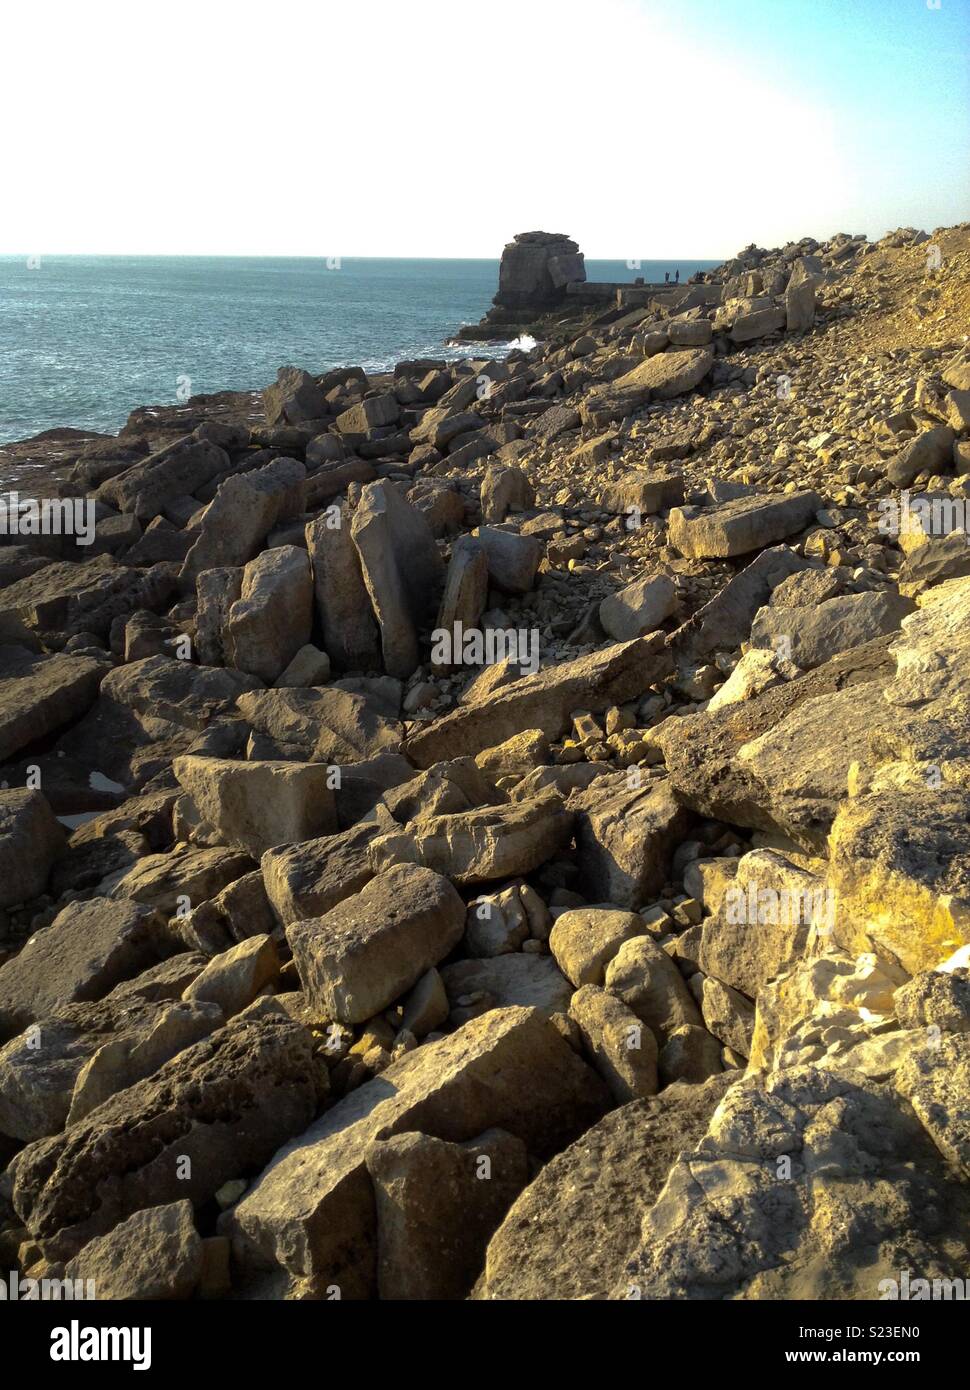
[{"left": 0, "top": 255, "right": 720, "bottom": 446}]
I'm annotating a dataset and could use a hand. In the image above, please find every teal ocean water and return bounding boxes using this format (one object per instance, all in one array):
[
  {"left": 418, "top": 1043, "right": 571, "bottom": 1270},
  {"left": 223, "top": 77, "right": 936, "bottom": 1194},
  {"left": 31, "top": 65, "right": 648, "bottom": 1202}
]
[{"left": 0, "top": 255, "right": 719, "bottom": 445}]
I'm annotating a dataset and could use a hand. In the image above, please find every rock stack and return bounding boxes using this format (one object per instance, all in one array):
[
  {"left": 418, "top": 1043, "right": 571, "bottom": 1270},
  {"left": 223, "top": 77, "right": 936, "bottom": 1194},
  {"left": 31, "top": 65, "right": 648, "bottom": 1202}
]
[{"left": 0, "top": 220, "right": 969, "bottom": 1300}]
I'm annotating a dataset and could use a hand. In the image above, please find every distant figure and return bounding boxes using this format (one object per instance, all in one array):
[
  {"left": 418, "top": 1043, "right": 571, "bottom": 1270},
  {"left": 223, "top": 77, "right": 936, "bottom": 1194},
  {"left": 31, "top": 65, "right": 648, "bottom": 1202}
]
[
  {"left": 664, "top": 271, "right": 670, "bottom": 283},
  {"left": 675, "top": 269, "right": 680, "bottom": 284}
]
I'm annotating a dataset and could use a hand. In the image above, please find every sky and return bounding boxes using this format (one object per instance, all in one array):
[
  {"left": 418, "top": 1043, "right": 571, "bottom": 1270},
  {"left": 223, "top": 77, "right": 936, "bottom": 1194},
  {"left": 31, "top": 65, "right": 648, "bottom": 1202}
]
[{"left": 2, "top": 0, "right": 968, "bottom": 259}]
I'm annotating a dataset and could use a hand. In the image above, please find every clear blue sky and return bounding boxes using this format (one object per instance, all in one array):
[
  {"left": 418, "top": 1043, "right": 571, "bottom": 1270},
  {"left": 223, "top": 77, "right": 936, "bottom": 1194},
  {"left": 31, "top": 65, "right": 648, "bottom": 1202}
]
[{"left": 2, "top": 0, "right": 967, "bottom": 256}]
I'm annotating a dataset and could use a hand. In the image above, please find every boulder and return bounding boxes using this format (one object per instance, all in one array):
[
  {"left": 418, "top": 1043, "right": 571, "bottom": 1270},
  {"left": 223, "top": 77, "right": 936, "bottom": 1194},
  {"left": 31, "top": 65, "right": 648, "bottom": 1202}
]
[
  {"left": 11, "top": 1013, "right": 318, "bottom": 1259},
  {"left": 305, "top": 508, "right": 381, "bottom": 671},
  {"left": 828, "top": 788, "right": 970, "bottom": 974},
  {"left": 440, "top": 955, "right": 574, "bottom": 1021},
  {"left": 604, "top": 935, "right": 702, "bottom": 1039},
  {"left": 0, "top": 555, "right": 173, "bottom": 645},
  {"left": 406, "top": 635, "right": 672, "bottom": 767},
  {"left": 261, "top": 821, "right": 380, "bottom": 925},
  {"left": 475, "top": 1074, "right": 732, "bottom": 1300},
  {"left": 0, "top": 897, "right": 168, "bottom": 1040},
  {"left": 365, "top": 1129, "right": 528, "bottom": 1300},
  {"left": 0, "top": 989, "right": 218, "bottom": 1141},
  {"left": 480, "top": 464, "right": 534, "bottom": 523},
  {"left": 475, "top": 526, "right": 543, "bottom": 594},
  {"left": 599, "top": 573, "right": 677, "bottom": 640},
  {"left": 182, "top": 935, "right": 281, "bottom": 1018},
  {"left": 0, "top": 788, "right": 64, "bottom": 911},
  {"left": 173, "top": 755, "right": 337, "bottom": 857},
  {"left": 262, "top": 367, "right": 328, "bottom": 426},
  {"left": 569, "top": 984, "right": 659, "bottom": 1102},
  {"left": 617, "top": 1061, "right": 970, "bottom": 1298},
  {"left": 669, "top": 492, "right": 821, "bottom": 559},
  {"left": 286, "top": 863, "right": 465, "bottom": 1023},
  {"left": 350, "top": 481, "right": 444, "bottom": 678},
  {"left": 572, "top": 776, "right": 690, "bottom": 909},
  {"left": 369, "top": 791, "right": 572, "bottom": 886},
  {"left": 599, "top": 470, "right": 685, "bottom": 516},
  {"left": 110, "top": 845, "right": 251, "bottom": 913},
  {"left": 697, "top": 848, "right": 822, "bottom": 998},
  {"left": 221, "top": 1007, "right": 608, "bottom": 1297},
  {"left": 435, "top": 536, "right": 488, "bottom": 640},
  {"left": 549, "top": 908, "right": 645, "bottom": 987},
  {"left": 0, "top": 648, "right": 107, "bottom": 762},
  {"left": 63, "top": 1201, "right": 203, "bottom": 1300},
  {"left": 180, "top": 458, "right": 307, "bottom": 580},
  {"left": 224, "top": 546, "right": 313, "bottom": 683},
  {"left": 236, "top": 684, "right": 402, "bottom": 763},
  {"left": 98, "top": 437, "right": 229, "bottom": 519},
  {"left": 749, "top": 591, "right": 914, "bottom": 670}
]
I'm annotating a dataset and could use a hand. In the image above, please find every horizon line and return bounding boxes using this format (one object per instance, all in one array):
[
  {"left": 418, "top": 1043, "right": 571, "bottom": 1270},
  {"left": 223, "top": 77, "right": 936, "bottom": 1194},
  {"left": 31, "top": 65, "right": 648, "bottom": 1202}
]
[{"left": 0, "top": 251, "right": 727, "bottom": 263}]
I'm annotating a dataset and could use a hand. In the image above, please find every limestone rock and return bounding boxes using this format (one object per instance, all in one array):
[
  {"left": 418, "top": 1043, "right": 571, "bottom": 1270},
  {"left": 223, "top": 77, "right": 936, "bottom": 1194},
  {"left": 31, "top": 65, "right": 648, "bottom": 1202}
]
[
  {"left": 669, "top": 491, "right": 821, "bottom": 559},
  {"left": 221, "top": 1007, "right": 607, "bottom": 1297},
  {"left": 0, "top": 898, "right": 169, "bottom": 1041},
  {"left": 0, "top": 788, "right": 64, "bottom": 912},
  {"left": 366, "top": 1129, "right": 528, "bottom": 1299},
  {"left": 350, "top": 481, "right": 444, "bottom": 679},
  {"left": 599, "top": 573, "right": 677, "bottom": 641},
  {"left": 828, "top": 788, "right": 970, "bottom": 974},
  {"left": 476, "top": 1074, "right": 732, "bottom": 1300},
  {"left": 305, "top": 508, "right": 381, "bottom": 672},
  {"left": 604, "top": 935, "right": 702, "bottom": 1039},
  {"left": 0, "top": 648, "right": 107, "bottom": 763},
  {"left": 369, "top": 791, "right": 572, "bottom": 886},
  {"left": 64, "top": 1201, "right": 203, "bottom": 1300},
  {"left": 173, "top": 755, "right": 337, "bottom": 857},
  {"left": 569, "top": 984, "right": 659, "bottom": 1102},
  {"left": 572, "top": 776, "right": 690, "bottom": 909},
  {"left": 286, "top": 863, "right": 465, "bottom": 1023},
  {"left": 12, "top": 1013, "right": 319, "bottom": 1259},
  {"left": 181, "top": 458, "right": 307, "bottom": 580},
  {"left": 225, "top": 546, "right": 313, "bottom": 683},
  {"left": 406, "top": 635, "right": 672, "bottom": 768},
  {"left": 549, "top": 908, "right": 645, "bottom": 987}
]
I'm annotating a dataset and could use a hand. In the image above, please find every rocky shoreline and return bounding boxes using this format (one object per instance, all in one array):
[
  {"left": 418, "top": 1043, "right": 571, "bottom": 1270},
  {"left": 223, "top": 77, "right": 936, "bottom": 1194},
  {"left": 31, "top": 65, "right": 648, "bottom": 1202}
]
[{"left": 0, "top": 222, "right": 968, "bottom": 1301}]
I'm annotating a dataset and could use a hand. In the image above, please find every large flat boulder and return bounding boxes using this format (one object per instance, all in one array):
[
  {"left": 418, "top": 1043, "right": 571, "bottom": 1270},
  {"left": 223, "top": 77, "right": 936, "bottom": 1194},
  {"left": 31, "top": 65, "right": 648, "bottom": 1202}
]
[
  {"left": 174, "top": 755, "right": 337, "bottom": 857},
  {"left": 221, "top": 1007, "right": 608, "bottom": 1297},
  {"left": 749, "top": 590, "right": 914, "bottom": 670},
  {"left": 98, "top": 436, "right": 230, "bottom": 518},
  {"left": 0, "top": 647, "right": 107, "bottom": 762},
  {"left": 237, "top": 684, "right": 402, "bottom": 762},
  {"left": 669, "top": 491, "right": 821, "bottom": 559},
  {"left": 654, "top": 636, "right": 895, "bottom": 850},
  {"left": 582, "top": 349, "right": 714, "bottom": 423},
  {"left": 405, "top": 635, "right": 672, "bottom": 768},
  {"left": 0, "top": 555, "right": 173, "bottom": 644}
]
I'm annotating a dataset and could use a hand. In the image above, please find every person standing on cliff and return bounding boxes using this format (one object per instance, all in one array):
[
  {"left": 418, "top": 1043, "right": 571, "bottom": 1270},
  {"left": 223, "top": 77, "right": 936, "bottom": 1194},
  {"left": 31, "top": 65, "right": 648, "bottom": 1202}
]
[{"left": 675, "top": 269, "right": 680, "bottom": 283}]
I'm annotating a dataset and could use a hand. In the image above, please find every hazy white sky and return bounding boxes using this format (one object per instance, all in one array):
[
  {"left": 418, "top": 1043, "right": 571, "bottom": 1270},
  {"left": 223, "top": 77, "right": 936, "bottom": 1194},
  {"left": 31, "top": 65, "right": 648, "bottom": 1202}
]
[{"left": 3, "top": 0, "right": 968, "bottom": 258}]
